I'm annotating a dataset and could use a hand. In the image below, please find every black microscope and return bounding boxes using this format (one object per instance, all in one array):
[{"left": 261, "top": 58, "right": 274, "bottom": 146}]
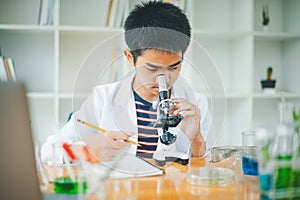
[{"left": 152, "top": 74, "right": 189, "bottom": 166}]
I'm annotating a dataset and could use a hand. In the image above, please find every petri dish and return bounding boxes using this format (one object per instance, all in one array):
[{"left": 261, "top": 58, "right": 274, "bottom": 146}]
[{"left": 187, "top": 167, "right": 235, "bottom": 187}]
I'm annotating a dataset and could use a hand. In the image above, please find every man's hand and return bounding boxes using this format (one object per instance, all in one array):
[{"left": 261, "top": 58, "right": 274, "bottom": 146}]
[
  {"left": 169, "top": 98, "right": 206, "bottom": 156},
  {"left": 170, "top": 98, "right": 199, "bottom": 140},
  {"left": 82, "top": 131, "right": 131, "bottom": 161}
]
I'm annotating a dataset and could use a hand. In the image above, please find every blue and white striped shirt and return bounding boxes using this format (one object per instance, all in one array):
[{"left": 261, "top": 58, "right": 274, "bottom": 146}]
[{"left": 134, "top": 92, "right": 159, "bottom": 158}]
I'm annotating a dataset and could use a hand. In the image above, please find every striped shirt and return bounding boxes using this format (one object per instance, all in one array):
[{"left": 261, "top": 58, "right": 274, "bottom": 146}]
[{"left": 134, "top": 91, "right": 158, "bottom": 158}]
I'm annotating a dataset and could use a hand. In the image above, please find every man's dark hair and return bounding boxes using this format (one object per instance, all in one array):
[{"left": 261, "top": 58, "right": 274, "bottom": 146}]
[{"left": 124, "top": 1, "right": 191, "bottom": 64}]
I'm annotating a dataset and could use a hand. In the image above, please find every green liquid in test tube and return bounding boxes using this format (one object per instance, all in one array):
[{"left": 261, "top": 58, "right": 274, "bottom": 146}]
[
  {"left": 273, "top": 124, "right": 294, "bottom": 197},
  {"left": 275, "top": 155, "right": 292, "bottom": 190},
  {"left": 53, "top": 177, "right": 88, "bottom": 194}
]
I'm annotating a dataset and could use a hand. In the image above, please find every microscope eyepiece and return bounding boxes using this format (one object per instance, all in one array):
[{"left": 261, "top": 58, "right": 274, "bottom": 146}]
[
  {"left": 157, "top": 74, "right": 168, "bottom": 91},
  {"left": 157, "top": 74, "right": 168, "bottom": 101}
]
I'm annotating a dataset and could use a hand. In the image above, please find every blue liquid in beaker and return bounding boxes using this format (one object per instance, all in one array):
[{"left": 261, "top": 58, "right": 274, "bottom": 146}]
[{"left": 242, "top": 156, "right": 258, "bottom": 176}]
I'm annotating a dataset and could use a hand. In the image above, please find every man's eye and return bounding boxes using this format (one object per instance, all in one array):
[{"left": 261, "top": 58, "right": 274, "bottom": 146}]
[
  {"left": 147, "top": 68, "right": 158, "bottom": 72},
  {"left": 168, "top": 67, "right": 177, "bottom": 71}
]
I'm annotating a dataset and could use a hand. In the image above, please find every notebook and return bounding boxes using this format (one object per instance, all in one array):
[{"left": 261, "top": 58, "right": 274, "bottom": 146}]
[
  {"left": 0, "top": 83, "right": 42, "bottom": 200},
  {"left": 107, "top": 155, "right": 164, "bottom": 179}
]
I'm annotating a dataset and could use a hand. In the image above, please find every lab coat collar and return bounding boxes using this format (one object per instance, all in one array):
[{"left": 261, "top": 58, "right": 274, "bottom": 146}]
[{"left": 111, "top": 71, "right": 137, "bottom": 134}]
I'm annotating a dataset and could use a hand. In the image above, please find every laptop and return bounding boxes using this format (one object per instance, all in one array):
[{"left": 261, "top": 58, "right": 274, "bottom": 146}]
[{"left": 0, "top": 82, "right": 42, "bottom": 200}]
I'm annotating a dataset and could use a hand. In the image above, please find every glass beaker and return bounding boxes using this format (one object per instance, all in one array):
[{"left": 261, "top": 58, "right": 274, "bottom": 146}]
[
  {"left": 241, "top": 131, "right": 258, "bottom": 176},
  {"left": 46, "top": 142, "right": 88, "bottom": 195}
]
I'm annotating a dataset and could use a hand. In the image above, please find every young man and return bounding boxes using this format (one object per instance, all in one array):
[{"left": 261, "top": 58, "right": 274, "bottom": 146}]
[{"left": 41, "top": 1, "right": 211, "bottom": 162}]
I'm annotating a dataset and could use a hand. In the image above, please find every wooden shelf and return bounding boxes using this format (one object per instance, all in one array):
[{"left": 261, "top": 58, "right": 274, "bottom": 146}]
[
  {"left": 1, "top": 0, "right": 299, "bottom": 146},
  {"left": 254, "top": 31, "right": 300, "bottom": 41}
]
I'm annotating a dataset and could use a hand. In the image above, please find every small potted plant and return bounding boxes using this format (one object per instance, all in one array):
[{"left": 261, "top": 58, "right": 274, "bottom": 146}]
[
  {"left": 262, "top": 4, "right": 270, "bottom": 31},
  {"left": 261, "top": 66, "right": 276, "bottom": 92}
]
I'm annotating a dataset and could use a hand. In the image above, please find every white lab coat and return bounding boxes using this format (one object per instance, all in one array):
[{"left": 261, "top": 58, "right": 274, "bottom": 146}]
[{"left": 41, "top": 71, "right": 213, "bottom": 162}]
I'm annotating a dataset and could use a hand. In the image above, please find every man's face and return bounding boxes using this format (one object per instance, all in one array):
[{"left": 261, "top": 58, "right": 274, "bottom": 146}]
[{"left": 134, "top": 49, "right": 182, "bottom": 96}]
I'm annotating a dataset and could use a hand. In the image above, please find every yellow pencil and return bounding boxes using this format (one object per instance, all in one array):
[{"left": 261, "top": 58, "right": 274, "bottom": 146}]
[
  {"left": 76, "top": 119, "right": 141, "bottom": 147},
  {"left": 125, "top": 139, "right": 141, "bottom": 147},
  {"left": 77, "top": 119, "right": 106, "bottom": 133}
]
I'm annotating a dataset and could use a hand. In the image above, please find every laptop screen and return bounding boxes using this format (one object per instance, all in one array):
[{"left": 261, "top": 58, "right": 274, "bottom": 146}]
[{"left": 0, "top": 83, "right": 42, "bottom": 200}]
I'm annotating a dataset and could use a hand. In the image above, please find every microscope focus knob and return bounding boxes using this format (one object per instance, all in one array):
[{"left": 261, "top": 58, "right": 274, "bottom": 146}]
[{"left": 152, "top": 100, "right": 158, "bottom": 109}]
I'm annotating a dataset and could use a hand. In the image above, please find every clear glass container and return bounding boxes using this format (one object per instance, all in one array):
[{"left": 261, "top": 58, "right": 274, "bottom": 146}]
[
  {"left": 209, "top": 146, "right": 243, "bottom": 163},
  {"left": 241, "top": 131, "right": 258, "bottom": 176},
  {"left": 187, "top": 167, "right": 235, "bottom": 187}
]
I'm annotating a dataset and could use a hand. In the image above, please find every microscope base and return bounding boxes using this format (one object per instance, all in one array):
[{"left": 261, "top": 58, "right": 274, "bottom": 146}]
[{"left": 153, "top": 150, "right": 189, "bottom": 166}]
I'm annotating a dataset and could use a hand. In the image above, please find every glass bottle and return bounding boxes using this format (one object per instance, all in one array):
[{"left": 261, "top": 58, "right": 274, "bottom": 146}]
[
  {"left": 292, "top": 105, "right": 300, "bottom": 190},
  {"left": 273, "top": 124, "right": 294, "bottom": 190},
  {"left": 241, "top": 131, "right": 258, "bottom": 176},
  {"left": 52, "top": 142, "right": 88, "bottom": 195},
  {"left": 274, "top": 99, "right": 295, "bottom": 194},
  {"left": 255, "top": 128, "right": 273, "bottom": 193}
]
